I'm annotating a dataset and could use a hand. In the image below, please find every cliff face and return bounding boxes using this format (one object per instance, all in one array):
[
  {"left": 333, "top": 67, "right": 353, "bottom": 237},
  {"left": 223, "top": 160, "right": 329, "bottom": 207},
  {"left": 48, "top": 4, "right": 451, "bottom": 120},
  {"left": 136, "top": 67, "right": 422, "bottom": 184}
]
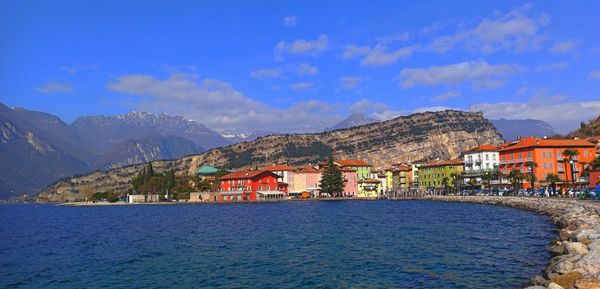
[{"left": 38, "top": 110, "right": 503, "bottom": 202}]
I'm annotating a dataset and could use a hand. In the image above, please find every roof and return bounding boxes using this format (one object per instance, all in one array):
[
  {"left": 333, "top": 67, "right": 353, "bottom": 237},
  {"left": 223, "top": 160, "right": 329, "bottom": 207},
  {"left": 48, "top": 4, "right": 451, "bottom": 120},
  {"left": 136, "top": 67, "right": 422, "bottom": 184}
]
[
  {"left": 295, "top": 165, "right": 319, "bottom": 174},
  {"left": 339, "top": 168, "right": 356, "bottom": 172},
  {"left": 335, "top": 159, "right": 371, "bottom": 167},
  {"left": 464, "top": 144, "right": 498, "bottom": 153},
  {"left": 196, "top": 165, "right": 219, "bottom": 175},
  {"left": 499, "top": 137, "right": 595, "bottom": 152},
  {"left": 217, "top": 169, "right": 278, "bottom": 180},
  {"left": 264, "top": 164, "right": 296, "bottom": 171},
  {"left": 422, "top": 159, "right": 464, "bottom": 168},
  {"left": 396, "top": 165, "right": 411, "bottom": 171}
]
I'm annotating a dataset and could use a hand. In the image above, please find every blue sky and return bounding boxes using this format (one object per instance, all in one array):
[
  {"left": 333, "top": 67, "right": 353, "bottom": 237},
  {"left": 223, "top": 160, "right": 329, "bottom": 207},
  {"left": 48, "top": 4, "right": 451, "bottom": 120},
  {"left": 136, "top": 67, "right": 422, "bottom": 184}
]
[{"left": 1, "top": 1, "right": 599, "bottom": 134}]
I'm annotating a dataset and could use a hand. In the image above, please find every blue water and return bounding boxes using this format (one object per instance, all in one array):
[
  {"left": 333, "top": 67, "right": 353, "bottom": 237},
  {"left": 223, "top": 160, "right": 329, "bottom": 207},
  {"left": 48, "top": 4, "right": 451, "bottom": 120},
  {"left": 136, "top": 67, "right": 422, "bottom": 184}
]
[{"left": 0, "top": 201, "right": 555, "bottom": 289}]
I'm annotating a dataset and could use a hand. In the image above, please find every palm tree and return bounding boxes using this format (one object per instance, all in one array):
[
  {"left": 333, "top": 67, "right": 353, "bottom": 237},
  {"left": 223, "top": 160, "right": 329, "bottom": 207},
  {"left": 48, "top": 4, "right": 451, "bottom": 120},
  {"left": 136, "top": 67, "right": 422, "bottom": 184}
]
[
  {"left": 442, "top": 176, "right": 450, "bottom": 195},
  {"left": 508, "top": 169, "right": 524, "bottom": 195},
  {"left": 562, "top": 149, "right": 579, "bottom": 189},
  {"left": 525, "top": 161, "right": 538, "bottom": 192},
  {"left": 545, "top": 173, "right": 560, "bottom": 197},
  {"left": 481, "top": 171, "right": 492, "bottom": 194},
  {"left": 468, "top": 178, "right": 477, "bottom": 194}
]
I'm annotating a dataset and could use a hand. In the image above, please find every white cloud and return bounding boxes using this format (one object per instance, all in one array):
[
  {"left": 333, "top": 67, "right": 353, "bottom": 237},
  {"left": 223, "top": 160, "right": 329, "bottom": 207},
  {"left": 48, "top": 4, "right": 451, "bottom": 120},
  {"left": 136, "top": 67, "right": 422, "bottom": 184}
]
[
  {"left": 549, "top": 39, "right": 580, "bottom": 53},
  {"left": 590, "top": 70, "right": 600, "bottom": 80},
  {"left": 34, "top": 82, "right": 73, "bottom": 94},
  {"left": 294, "top": 63, "right": 318, "bottom": 76},
  {"left": 339, "top": 76, "right": 361, "bottom": 91},
  {"left": 433, "top": 90, "right": 460, "bottom": 102},
  {"left": 275, "top": 34, "right": 329, "bottom": 58},
  {"left": 290, "top": 82, "right": 314, "bottom": 91},
  {"left": 375, "top": 32, "right": 410, "bottom": 44},
  {"left": 413, "top": 106, "right": 456, "bottom": 113},
  {"left": 107, "top": 73, "right": 340, "bottom": 133},
  {"left": 428, "top": 4, "right": 548, "bottom": 53},
  {"left": 535, "top": 62, "right": 569, "bottom": 72},
  {"left": 472, "top": 97, "right": 600, "bottom": 133},
  {"left": 397, "top": 60, "right": 522, "bottom": 88},
  {"left": 250, "top": 68, "right": 283, "bottom": 79},
  {"left": 283, "top": 15, "right": 298, "bottom": 27},
  {"left": 343, "top": 44, "right": 415, "bottom": 66}
]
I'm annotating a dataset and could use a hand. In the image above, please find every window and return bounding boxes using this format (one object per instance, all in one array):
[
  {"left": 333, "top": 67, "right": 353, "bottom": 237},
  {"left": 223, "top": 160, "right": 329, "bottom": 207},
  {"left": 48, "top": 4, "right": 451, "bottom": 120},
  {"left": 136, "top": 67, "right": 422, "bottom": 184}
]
[
  {"left": 543, "top": 163, "right": 547, "bottom": 169},
  {"left": 584, "top": 151, "right": 588, "bottom": 157},
  {"left": 550, "top": 163, "right": 553, "bottom": 169},
  {"left": 542, "top": 152, "right": 546, "bottom": 158},
  {"left": 549, "top": 151, "right": 553, "bottom": 158},
  {"left": 527, "top": 151, "right": 531, "bottom": 158},
  {"left": 557, "top": 151, "right": 561, "bottom": 158}
]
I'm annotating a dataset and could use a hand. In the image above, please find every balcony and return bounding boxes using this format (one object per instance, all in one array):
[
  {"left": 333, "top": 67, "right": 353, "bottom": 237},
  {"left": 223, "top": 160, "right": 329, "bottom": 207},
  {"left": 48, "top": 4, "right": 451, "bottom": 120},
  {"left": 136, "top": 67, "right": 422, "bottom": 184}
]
[{"left": 557, "top": 167, "right": 565, "bottom": 172}]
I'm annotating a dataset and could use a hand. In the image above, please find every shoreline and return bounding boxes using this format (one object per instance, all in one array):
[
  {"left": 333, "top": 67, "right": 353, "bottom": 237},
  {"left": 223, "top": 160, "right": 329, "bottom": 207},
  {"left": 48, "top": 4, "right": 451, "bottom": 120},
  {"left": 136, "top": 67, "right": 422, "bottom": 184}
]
[{"left": 57, "top": 196, "right": 600, "bottom": 288}]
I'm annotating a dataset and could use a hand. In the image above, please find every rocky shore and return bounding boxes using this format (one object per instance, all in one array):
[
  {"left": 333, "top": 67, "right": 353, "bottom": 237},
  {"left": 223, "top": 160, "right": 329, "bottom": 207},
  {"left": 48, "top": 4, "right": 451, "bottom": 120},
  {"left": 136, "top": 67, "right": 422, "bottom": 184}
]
[{"left": 419, "top": 196, "right": 600, "bottom": 289}]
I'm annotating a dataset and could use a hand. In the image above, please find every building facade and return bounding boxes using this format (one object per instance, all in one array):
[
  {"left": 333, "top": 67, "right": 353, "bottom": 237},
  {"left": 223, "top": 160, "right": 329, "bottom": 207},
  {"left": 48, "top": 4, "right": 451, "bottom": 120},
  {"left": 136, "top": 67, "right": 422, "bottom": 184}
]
[
  {"left": 462, "top": 145, "right": 500, "bottom": 188},
  {"left": 217, "top": 170, "right": 283, "bottom": 201},
  {"left": 291, "top": 165, "right": 321, "bottom": 197},
  {"left": 357, "top": 179, "right": 380, "bottom": 198},
  {"left": 498, "top": 137, "right": 596, "bottom": 188},
  {"left": 264, "top": 164, "right": 296, "bottom": 192},
  {"left": 418, "top": 159, "right": 464, "bottom": 190},
  {"left": 334, "top": 160, "right": 372, "bottom": 180},
  {"left": 340, "top": 168, "right": 358, "bottom": 197}
]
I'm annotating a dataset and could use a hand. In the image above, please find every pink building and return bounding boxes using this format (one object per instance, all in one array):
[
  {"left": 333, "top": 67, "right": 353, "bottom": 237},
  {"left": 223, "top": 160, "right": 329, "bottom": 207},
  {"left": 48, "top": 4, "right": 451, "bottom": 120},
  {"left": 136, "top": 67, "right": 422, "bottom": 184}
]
[{"left": 341, "top": 168, "right": 358, "bottom": 197}]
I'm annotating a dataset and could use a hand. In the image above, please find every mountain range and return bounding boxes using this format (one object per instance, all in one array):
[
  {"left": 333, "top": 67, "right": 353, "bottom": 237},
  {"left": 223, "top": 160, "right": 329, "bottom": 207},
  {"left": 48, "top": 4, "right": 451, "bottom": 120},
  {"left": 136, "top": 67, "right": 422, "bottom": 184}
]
[
  {"left": 0, "top": 101, "right": 572, "bottom": 199},
  {"left": 39, "top": 110, "right": 504, "bottom": 202}
]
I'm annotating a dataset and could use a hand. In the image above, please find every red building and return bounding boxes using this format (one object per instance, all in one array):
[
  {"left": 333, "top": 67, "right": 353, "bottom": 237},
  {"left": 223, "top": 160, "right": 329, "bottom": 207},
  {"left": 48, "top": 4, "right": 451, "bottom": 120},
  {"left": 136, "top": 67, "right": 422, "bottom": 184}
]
[{"left": 217, "top": 169, "right": 284, "bottom": 201}]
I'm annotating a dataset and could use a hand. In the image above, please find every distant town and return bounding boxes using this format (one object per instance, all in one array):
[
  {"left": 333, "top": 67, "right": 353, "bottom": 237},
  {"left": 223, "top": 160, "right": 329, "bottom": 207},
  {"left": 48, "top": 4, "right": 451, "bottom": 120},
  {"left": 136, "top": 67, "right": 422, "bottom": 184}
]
[{"left": 74, "top": 135, "right": 599, "bottom": 205}]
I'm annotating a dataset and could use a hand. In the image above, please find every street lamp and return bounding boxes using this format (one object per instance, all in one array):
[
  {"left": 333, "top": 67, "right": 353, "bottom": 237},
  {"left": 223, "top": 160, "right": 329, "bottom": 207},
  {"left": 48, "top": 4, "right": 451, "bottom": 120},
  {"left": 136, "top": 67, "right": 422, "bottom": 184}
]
[{"left": 570, "top": 160, "right": 575, "bottom": 189}]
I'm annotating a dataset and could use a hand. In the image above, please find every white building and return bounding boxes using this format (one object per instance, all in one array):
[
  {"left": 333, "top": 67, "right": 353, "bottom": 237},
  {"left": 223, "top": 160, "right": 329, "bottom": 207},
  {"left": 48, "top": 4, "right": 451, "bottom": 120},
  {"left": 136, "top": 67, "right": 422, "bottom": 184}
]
[
  {"left": 263, "top": 165, "right": 296, "bottom": 191},
  {"left": 463, "top": 145, "right": 500, "bottom": 187}
]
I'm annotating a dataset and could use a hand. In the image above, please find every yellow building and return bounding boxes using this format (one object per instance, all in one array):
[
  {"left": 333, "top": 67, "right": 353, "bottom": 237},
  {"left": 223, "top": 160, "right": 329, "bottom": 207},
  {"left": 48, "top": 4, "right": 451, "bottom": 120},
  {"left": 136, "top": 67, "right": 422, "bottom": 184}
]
[
  {"left": 418, "top": 159, "right": 464, "bottom": 190},
  {"left": 357, "top": 179, "right": 380, "bottom": 198}
]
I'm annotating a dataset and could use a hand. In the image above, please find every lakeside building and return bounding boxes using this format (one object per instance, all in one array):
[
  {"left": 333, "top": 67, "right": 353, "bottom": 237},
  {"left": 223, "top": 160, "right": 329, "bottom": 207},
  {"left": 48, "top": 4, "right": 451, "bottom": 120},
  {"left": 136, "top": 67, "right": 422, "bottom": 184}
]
[
  {"left": 127, "top": 194, "right": 160, "bottom": 203},
  {"left": 196, "top": 165, "right": 220, "bottom": 179},
  {"left": 389, "top": 164, "right": 412, "bottom": 190},
  {"left": 377, "top": 172, "right": 388, "bottom": 195},
  {"left": 217, "top": 169, "right": 285, "bottom": 201},
  {"left": 189, "top": 192, "right": 219, "bottom": 202},
  {"left": 357, "top": 178, "right": 380, "bottom": 198},
  {"left": 340, "top": 168, "right": 358, "bottom": 197},
  {"left": 334, "top": 160, "right": 372, "bottom": 180},
  {"left": 498, "top": 137, "right": 596, "bottom": 188},
  {"left": 590, "top": 169, "right": 600, "bottom": 188},
  {"left": 462, "top": 145, "right": 500, "bottom": 189},
  {"left": 291, "top": 165, "right": 321, "bottom": 197},
  {"left": 264, "top": 164, "right": 296, "bottom": 192},
  {"left": 410, "top": 163, "right": 423, "bottom": 188},
  {"left": 418, "top": 159, "right": 464, "bottom": 190}
]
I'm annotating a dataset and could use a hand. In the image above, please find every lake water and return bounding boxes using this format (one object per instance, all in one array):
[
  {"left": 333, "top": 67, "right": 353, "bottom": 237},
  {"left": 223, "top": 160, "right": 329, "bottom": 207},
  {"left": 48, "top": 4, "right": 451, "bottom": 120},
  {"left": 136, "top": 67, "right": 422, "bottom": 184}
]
[{"left": 0, "top": 200, "right": 556, "bottom": 288}]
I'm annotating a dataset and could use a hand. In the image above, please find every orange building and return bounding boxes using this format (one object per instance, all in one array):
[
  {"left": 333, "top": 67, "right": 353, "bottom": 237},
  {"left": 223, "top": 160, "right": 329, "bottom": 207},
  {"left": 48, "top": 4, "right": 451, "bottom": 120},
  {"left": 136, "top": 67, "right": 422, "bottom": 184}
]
[{"left": 498, "top": 137, "right": 596, "bottom": 188}]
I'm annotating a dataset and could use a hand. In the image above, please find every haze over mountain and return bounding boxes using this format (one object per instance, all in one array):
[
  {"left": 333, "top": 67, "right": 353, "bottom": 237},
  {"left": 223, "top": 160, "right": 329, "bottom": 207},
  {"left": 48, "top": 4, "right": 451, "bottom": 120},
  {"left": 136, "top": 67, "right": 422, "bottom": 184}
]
[
  {"left": 490, "top": 118, "right": 559, "bottom": 141},
  {"left": 325, "top": 112, "right": 379, "bottom": 131}
]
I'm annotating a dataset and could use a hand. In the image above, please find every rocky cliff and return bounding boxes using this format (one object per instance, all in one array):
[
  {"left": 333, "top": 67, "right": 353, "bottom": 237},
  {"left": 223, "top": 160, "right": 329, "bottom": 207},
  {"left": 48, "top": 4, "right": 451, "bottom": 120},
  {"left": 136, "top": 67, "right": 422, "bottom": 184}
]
[{"left": 39, "top": 110, "right": 503, "bottom": 202}]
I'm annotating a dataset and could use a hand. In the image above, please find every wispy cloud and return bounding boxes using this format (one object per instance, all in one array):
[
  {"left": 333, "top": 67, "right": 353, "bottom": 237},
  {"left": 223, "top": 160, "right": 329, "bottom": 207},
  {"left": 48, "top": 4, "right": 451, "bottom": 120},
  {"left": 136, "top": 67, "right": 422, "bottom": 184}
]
[
  {"left": 428, "top": 4, "right": 548, "bottom": 54},
  {"left": 283, "top": 15, "right": 298, "bottom": 27},
  {"left": 343, "top": 44, "right": 415, "bottom": 66},
  {"left": 34, "top": 82, "right": 73, "bottom": 94},
  {"left": 250, "top": 68, "right": 284, "bottom": 79},
  {"left": 535, "top": 62, "right": 569, "bottom": 72},
  {"left": 275, "top": 34, "right": 329, "bottom": 59},
  {"left": 294, "top": 63, "right": 319, "bottom": 76},
  {"left": 107, "top": 73, "right": 340, "bottom": 133},
  {"left": 397, "top": 60, "right": 523, "bottom": 89},
  {"left": 433, "top": 90, "right": 460, "bottom": 102},
  {"left": 549, "top": 39, "right": 580, "bottom": 53},
  {"left": 290, "top": 82, "right": 314, "bottom": 91},
  {"left": 339, "top": 76, "right": 361, "bottom": 91},
  {"left": 61, "top": 64, "right": 97, "bottom": 75}
]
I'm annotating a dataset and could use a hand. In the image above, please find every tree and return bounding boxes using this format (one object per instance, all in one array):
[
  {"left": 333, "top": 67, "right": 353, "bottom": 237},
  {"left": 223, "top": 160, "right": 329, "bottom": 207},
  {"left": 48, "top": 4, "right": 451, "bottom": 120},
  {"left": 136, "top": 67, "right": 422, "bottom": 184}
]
[
  {"left": 481, "top": 171, "right": 492, "bottom": 194},
  {"left": 319, "top": 160, "right": 346, "bottom": 197},
  {"left": 563, "top": 149, "right": 579, "bottom": 188},
  {"left": 468, "top": 178, "right": 477, "bottom": 194},
  {"left": 525, "top": 161, "right": 538, "bottom": 191},
  {"left": 147, "top": 162, "right": 155, "bottom": 177},
  {"left": 508, "top": 169, "right": 524, "bottom": 195},
  {"left": 591, "top": 155, "right": 600, "bottom": 170},
  {"left": 442, "top": 176, "right": 450, "bottom": 194},
  {"left": 545, "top": 174, "right": 560, "bottom": 197}
]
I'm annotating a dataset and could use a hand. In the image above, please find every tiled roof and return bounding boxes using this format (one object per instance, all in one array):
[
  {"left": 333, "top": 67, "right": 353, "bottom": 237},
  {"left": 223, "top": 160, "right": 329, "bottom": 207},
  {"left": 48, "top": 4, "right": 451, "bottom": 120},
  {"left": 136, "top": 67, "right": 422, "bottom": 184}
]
[
  {"left": 359, "top": 178, "right": 381, "bottom": 184},
  {"left": 264, "top": 165, "right": 296, "bottom": 171},
  {"left": 295, "top": 165, "right": 319, "bottom": 173},
  {"left": 422, "top": 159, "right": 464, "bottom": 167},
  {"left": 499, "top": 137, "right": 595, "bottom": 151},
  {"left": 339, "top": 168, "right": 357, "bottom": 172},
  {"left": 335, "top": 159, "right": 371, "bottom": 167},
  {"left": 218, "top": 170, "right": 277, "bottom": 180},
  {"left": 464, "top": 144, "right": 498, "bottom": 153}
]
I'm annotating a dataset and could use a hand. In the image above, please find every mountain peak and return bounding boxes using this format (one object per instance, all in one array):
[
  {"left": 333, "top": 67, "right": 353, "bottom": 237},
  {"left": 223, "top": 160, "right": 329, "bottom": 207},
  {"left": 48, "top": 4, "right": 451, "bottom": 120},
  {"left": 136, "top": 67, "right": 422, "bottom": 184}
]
[{"left": 325, "top": 112, "right": 379, "bottom": 131}]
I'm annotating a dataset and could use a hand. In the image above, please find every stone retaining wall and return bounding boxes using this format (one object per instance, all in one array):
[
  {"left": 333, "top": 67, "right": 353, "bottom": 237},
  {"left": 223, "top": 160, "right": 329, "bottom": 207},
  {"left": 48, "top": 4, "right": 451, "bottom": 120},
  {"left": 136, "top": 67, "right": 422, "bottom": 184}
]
[{"left": 418, "top": 196, "right": 600, "bottom": 289}]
